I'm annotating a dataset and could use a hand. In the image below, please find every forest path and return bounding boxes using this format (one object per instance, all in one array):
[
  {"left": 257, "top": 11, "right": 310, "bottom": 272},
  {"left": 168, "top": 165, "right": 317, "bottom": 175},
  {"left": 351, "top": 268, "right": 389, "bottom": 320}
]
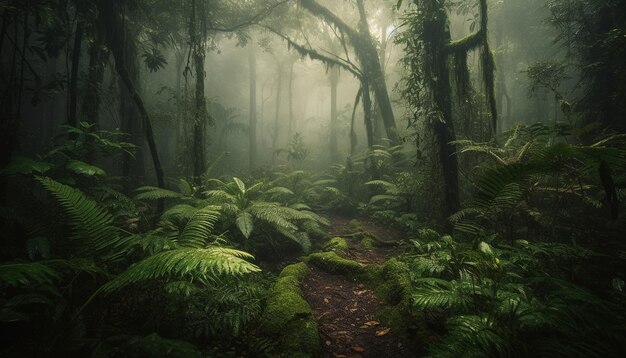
[{"left": 301, "top": 215, "right": 410, "bottom": 358}]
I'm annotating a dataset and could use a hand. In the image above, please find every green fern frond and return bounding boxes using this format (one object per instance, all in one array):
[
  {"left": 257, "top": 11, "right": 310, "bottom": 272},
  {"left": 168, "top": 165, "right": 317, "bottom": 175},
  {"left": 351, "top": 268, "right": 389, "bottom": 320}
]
[
  {"left": 0, "top": 261, "right": 60, "bottom": 287},
  {"left": 179, "top": 206, "right": 220, "bottom": 248},
  {"left": 135, "top": 186, "right": 186, "bottom": 201},
  {"left": 38, "top": 177, "right": 121, "bottom": 261},
  {"left": 204, "top": 189, "right": 237, "bottom": 204},
  {"left": 161, "top": 204, "right": 198, "bottom": 222},
  {"left": 412, "top": 278, "right": 472, "bottom": 310},
  {"left": 100, "top": 247, "right": 260, "bottom": 294}
]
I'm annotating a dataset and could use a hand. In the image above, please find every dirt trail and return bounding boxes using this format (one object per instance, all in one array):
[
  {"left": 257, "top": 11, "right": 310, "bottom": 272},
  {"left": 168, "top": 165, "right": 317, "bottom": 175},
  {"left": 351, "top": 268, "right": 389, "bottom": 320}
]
[{"left": 301, "top": 216, "right": 410, "bottom": 358}]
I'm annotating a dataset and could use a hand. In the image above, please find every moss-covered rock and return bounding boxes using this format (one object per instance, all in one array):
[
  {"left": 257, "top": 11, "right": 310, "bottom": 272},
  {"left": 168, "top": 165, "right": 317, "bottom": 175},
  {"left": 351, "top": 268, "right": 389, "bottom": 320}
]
[
  {"left": 261, "top": 263, "right": 320, "bottom": 357},
  {"left": 279, "top": 262, "right": 310, "bottom": 281},
  {"left": 280, "top": 316, "right": 320, "bottom": 356},
  {"left": 322, "top": 237, "right": 349, "bottom": 254},
  {"left": 368, "top": 258, "right": 412, "bottom": 304},
  {"left": 368, "top": 258, "right": 429, "bottom": 352},
  {"left": 306, "top": 252, "right": 366, "bottom": 277},
  {"left": 361, "top": 236, "right": 376, "bottom": 249}
]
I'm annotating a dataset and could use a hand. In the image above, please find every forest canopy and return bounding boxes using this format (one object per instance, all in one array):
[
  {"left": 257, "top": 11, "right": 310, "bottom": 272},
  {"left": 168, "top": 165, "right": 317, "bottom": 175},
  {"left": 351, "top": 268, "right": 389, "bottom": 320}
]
[{"left": 1, "top": 0, "right": 625, "bottom": 356}]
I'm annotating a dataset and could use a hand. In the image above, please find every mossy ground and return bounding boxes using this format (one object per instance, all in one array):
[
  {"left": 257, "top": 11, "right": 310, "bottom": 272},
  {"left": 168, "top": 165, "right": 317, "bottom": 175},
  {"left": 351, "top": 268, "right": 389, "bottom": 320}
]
[
  {"left": 367, "top": 258, "right": 430, "bottom": 351},
  {"left": 262, "top": 263, "right": 320, "bottom": 357},
  {"left": 306, "top": 251, "right": 366, "bottom": 277},
  {"left": 322, "top": 237, "right": 349, "bottom": 254}
]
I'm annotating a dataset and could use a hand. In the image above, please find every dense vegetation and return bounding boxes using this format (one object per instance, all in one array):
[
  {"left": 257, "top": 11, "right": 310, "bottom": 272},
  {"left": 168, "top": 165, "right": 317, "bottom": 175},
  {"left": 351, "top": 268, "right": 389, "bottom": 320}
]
[{"left": 1, "top": 0, "right": 625, "bottom": 356}]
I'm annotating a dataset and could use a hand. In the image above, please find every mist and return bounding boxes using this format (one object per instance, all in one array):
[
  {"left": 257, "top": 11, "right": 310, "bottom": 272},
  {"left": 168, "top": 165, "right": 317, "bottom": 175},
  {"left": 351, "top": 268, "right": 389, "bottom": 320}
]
[{"left": 1, "top": 0, "right": 625, "bottom": 356}]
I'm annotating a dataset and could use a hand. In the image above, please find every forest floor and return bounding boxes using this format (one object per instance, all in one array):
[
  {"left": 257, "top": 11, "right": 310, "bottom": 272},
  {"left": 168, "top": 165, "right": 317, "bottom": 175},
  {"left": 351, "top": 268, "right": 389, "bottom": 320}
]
[{"left": 300, "top": 216, "right": 411, "bottom": 358}]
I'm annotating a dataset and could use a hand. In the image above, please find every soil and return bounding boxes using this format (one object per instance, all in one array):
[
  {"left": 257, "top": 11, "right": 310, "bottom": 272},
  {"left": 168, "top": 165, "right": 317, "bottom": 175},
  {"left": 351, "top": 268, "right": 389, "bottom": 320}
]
[{"left": 300, "top": 215, "right": 412, "bottom": 358}]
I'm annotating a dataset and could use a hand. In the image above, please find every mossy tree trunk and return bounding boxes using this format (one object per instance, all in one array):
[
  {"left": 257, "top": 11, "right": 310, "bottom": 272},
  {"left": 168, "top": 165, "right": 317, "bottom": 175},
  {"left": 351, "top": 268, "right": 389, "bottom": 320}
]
[
  {"left": 408, "top": 0, "right": 497, "bottom": 218},
  {"left": 190, "top": 0, "right": 208, "bottom": 183}
]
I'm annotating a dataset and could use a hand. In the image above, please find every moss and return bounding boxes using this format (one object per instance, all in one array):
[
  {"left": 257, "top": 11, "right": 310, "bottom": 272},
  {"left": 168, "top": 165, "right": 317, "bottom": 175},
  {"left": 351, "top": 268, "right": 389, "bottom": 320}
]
[
  {"left": 322, "top": 237, "right": 349, "bottom": 254},
  {"left": 281, "top": 316, "right": 321, "bottom": 357},
  {"left": 262, "top": 263, "right": 320, "bottom": 357},
  {"left": 368, "top": 258, "right": 430, "bottom": 353},
  {"left": 367, "top": 258, "right": 412, "bottom": 305},
  {"left": 263, "top": 276, "right": 311, "bottom": 335},
  {"left": 306, "top": 252, "right": 366, "bottom": 277},
  {"left": 361, "top": 236, "right": 376, "bottom": 249},
  {"left": 279, "top": 262, "right": 310, "bottom": 281}
]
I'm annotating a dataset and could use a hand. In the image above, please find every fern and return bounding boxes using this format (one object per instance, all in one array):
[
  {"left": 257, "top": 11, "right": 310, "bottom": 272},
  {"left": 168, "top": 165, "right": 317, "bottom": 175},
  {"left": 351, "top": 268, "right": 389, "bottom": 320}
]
[
  {"left": 99, "top": 247, "right": 260, "bottom": 294},
  {"left": 178, "top": 205, "right": 220, "bottom": 248},
  {"left": 38, "top": 177, "right": 123, "bottom": 262},
  {"left": 135, "top": 186, "right": 188, "bottom": 201},
  {"left": 0, "top": 261, "right": 60, "bottom": 287}
]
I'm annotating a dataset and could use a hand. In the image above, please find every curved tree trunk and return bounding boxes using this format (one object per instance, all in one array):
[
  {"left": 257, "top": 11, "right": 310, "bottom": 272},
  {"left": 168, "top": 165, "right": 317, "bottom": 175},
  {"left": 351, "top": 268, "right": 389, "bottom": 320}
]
[{"left": 300, "top": 0, "right": 399, "bottom": 144}]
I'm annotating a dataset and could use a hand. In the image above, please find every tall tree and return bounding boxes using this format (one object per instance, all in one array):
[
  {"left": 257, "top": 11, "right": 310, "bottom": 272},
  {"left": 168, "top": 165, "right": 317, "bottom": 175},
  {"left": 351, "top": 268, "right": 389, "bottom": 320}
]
[
  {"left": 100, "top": 0, "right": 165, "bottom": 195},
  {"left": 329, "top": 65, "right": 339, "bottom": 162},
  {"left": 248, "top": 39, "right": 258, "bottom": 171},
  {"left": 400, "top": 0, "right": 497, "bottom": 218},
  {"left": 189, "top": 0, "right": 208, "bottom": 182}
]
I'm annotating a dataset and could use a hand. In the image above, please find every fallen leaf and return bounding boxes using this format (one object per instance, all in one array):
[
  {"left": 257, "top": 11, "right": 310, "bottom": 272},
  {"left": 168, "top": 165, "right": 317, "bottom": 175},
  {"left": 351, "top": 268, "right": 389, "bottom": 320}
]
[
  {"left": 325, "top": 340, "right": 332, "bottom": 346},
  {"left": 324, "top": 298, "right": 330, "bottom": 303},
  {"left": 359, "top": 325, "right": 369, "bottom": 329},
  {"left": 375, "top": 327, "right": 391, "bottom": 336},
  {"left": 364, "top": 321, "right": 380, "bottom": 326},
  {"left": 354, "top": 290, "right": 369, "bottom": 296},
  {"left": 352, "top": 346, "right": 366, "bottom": 353}
]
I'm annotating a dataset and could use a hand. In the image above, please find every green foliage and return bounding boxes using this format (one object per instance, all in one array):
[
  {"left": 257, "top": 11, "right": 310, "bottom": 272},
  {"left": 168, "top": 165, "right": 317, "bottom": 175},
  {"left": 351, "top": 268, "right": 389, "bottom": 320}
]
[
  {"left": 407, "top": 232, "right": 626, "bottom": 357},
  {"left": 38, "top": 176, "right": 124, "bottom": 262},
  {"left": 123, "top": 333, "right": 202, "bottom": 358},
  {"left": 452, "top": 123, "right": 626, "bottom": 236}
]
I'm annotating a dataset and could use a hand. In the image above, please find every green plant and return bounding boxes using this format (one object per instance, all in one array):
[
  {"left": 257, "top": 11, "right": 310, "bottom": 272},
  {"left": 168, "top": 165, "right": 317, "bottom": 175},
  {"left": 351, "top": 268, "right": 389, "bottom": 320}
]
[
  {"left": 407, "top": 232, "right": 626, "bottom": 357},
  {"left": 205, "top": 177, "right": 328, "bottom": 253}
]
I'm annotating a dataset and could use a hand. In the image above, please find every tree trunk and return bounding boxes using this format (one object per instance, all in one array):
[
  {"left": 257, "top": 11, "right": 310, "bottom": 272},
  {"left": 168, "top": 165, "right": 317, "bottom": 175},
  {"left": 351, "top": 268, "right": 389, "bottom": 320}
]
[
  {"left": 100, "top": 0, "right": 165, "bottom": 210},
  {"left": 118, "top": 25, "right": 145, "bottom": 190},
  {"left": 288, "top": 59, "right": 294, "bottom": 137},
  {"left": 329, "top": 65, "right": 339, "bottom": 162},
  {"left": 192, "top": 50, "right": 206, "bottom": 180},
  {"left": 425, "top": 4, "right": 461, "bottom": 218},
  {"left": 68, "top": 21, "right": 83, "bottom": 134},
  {"left": 81, "top": 42, "right": 106, "bottom": 124},
  {"left": 190, "top": 0, "right": 207, "bottom": 182},
  {"left": 272, "top": 59, "right": 283, "bottom": 160},
  {"left": 300, "top": 0, "right": 399, "bottom": 144},
  {"left": 248, "top": 42, "right": 257, "bottom": 171}
]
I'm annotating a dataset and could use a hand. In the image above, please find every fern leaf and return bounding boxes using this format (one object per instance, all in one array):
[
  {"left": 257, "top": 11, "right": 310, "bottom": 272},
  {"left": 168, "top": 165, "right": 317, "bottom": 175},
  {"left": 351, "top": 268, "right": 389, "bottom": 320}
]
[
  {"left": 38, "top": 177, "right": 121, "bottom": 261},
  {"left": 0, "top": 261, "right": 60, "bottom": 287},
  {"left": 135, "top": 186, "right": 185, "bottom": 201},
  {"left": 179, "top": 206, "right": 220, "bottom": 248},
  {"left": 100, "top": 247, "right": 260, "bottom": 294},
  {"left": 236, "top": 212, "right": 254, "bottom": 239}
]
